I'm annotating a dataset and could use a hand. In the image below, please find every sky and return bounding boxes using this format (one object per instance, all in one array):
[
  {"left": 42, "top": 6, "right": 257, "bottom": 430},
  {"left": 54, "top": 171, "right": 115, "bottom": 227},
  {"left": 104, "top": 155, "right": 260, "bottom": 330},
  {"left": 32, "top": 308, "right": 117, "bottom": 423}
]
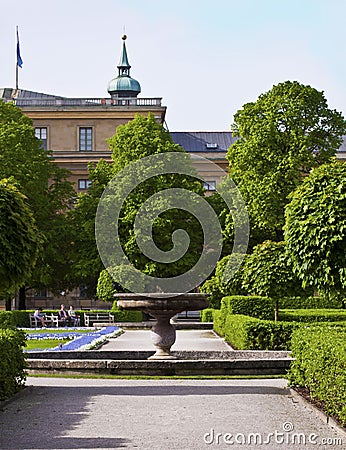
[{"left": 1, "top": 0, "right": 345, "bottom": 131}]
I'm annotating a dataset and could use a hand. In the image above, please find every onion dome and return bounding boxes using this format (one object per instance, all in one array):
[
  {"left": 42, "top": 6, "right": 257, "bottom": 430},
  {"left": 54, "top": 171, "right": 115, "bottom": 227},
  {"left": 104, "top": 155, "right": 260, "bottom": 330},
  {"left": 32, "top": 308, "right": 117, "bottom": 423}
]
[{"left": 107, "top": 35, "right": 141, "bottom": 98}]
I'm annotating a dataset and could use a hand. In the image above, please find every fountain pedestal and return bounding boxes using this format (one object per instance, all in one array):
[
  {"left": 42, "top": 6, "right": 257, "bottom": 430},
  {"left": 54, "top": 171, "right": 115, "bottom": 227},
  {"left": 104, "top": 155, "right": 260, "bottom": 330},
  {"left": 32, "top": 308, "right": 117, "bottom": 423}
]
[{"left": 115, "top": 293, "right": 208, "bottom": 359}]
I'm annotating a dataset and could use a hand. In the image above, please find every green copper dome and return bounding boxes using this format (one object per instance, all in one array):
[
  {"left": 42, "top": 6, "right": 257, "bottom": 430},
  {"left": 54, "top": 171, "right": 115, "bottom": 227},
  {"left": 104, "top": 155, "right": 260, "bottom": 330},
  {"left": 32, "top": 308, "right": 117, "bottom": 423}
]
[{"left": 107, "top": 35, "right": 141, "bottom": 98}]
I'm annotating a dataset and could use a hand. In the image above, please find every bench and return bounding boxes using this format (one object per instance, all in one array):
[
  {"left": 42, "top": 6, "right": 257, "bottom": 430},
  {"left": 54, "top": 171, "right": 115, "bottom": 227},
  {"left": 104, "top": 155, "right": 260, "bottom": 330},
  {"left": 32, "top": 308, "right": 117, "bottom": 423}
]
[
  {"left": 84, "top": 312, "right": 115, "bottom": 327},
  {"left": 29, "top": 313, "right": 59, "bottom": 328}
]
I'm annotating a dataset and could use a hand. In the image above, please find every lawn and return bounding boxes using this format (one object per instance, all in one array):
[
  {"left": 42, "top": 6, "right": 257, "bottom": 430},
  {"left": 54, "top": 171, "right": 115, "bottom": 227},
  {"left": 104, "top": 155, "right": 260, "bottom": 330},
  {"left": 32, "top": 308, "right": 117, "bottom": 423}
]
[
  {"left": 23, "top": 326, "right": 123, "bottom": 351},
  {"left": 25, "top": 339, "right": 70, "bottom": 351}
]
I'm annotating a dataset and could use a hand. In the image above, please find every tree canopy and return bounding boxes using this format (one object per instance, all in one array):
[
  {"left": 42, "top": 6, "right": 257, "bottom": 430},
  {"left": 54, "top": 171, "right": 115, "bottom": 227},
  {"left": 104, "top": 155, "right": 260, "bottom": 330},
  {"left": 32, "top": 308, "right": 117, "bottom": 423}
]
[
  {"left": 284, "top": 161, "right": 346, "bottom": 298},
  {"left": 0, "top": 178, "right": 40, "bottom": 296},
  {"left": 105, "top": 114, "right": 205, "bottom": 282},
  {"left": 227, "top": 81, "right": 346, "bottom": 240},
  {"left": 0, "top": 100, "right": 74, "bottom": 306},
  {"left": 242, "top": 240, "right": 312, "bottom": 319}
]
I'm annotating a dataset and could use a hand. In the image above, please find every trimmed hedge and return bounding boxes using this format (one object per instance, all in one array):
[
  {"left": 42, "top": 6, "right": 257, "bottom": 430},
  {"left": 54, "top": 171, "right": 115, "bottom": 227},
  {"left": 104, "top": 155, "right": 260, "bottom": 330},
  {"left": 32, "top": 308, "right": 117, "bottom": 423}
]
[
  {"left": 223, "top": 314, "right": 299, "bottom": 350},
  {"left": 213, "top": 309, "right": 225, "bottom": 337},
  {"left": 0, "top": 328, "right": 26, "bottom": 400},
  {"left": 288, "top": 326, "right": 346, "bottom": 427},
  {"left": 0, "top": 308, "right": 142, "bottom": 328},
  {"left": 111, "top": 309, "right": 142, "bottom": 322},
  {"left": 200, "top": 308, "right": 214, "bottom": 322},
  {"left": 221, "top": 296, "right": 274, "bottom": 320},
  {"left": 0, "top": 311, "right": 30, "bottom": 328},
  {"left": 279, "top": 296, "right": 344, "bottom": 309},
  {"left": 279, "top": 309, "right": 346, "bottom": 323}
]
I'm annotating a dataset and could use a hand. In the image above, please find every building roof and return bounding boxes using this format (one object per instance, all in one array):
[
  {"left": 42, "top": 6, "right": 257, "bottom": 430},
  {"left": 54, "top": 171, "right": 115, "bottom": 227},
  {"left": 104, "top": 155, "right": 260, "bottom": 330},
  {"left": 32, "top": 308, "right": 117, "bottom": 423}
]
[
  {"left": 171, "top": 131, "right": 346, "bottom": 158},
  {"left": 0, "top": 88, "right": 64, "bottom": 100},
  {"left": 170, "top": 131, "right": 236, "bottom": 153}
]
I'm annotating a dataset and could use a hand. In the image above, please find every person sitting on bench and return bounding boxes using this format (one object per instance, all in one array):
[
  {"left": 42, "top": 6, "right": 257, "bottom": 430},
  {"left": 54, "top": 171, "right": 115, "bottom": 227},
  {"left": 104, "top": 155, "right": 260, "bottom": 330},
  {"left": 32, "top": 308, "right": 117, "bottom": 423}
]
[
  {"left": 59, "top": 304, "right": 71, "bottom": 326},
  {"left": 68, "top": 305, "right": 80, "bottom": 327},
  {"left": 34, "top": 307, "right": 46, "bottom": 327}
]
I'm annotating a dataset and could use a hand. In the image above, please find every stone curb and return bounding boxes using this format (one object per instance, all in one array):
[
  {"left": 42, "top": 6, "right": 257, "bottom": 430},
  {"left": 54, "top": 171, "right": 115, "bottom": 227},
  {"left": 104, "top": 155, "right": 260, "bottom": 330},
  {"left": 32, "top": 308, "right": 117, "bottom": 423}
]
[
  {"left": 289, "top": 388, "right": 346, "bottom": 439},
  {"left": 26, "top": 357, "right": 293, "bottom": 376}
]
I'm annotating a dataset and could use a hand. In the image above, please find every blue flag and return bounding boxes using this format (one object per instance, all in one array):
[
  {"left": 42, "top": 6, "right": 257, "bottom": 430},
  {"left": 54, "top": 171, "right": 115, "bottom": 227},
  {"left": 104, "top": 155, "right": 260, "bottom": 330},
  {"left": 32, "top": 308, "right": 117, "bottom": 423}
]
[{"left": 17, "top": 28, "right": 23, "bottom": 68}]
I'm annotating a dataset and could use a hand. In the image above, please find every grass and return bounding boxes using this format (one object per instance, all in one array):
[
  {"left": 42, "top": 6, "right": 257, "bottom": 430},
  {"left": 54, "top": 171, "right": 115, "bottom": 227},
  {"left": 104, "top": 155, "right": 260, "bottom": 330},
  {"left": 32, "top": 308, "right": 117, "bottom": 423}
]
[
  {"left": 26, "top": 373, "right": 285, "bottom": 380},
  {"left": 24, "top": 329, "right": 92, "bottom": 335},
  {"left": 25, "top": 339, "right": 70, "bottom": 350}
]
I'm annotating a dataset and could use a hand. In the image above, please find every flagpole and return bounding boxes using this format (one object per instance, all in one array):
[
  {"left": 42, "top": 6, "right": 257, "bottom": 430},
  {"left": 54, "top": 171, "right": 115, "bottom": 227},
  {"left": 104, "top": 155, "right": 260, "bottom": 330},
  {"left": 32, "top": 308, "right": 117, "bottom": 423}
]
[
  {"left": 16, "top": 26, "right": 19, "bottom": 91},
  {"left": 15, "top": 25, "right": 23, "bottom": 94}
]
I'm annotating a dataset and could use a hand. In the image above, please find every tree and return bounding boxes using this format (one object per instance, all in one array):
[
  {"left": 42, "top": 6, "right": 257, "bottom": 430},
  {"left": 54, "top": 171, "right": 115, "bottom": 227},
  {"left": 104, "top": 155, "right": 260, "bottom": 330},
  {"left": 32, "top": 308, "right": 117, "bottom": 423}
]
[
  {"left": 100, "top": 113, "right": 205, "bottom": 289},
  {"left": 0, "top": 101, "right": 75, "bottom": 308},
  {"left": 200, "top": 254, "right": 247, "bottom": 308},
  {"left": 0, "top": 179, "right": 40, "bottom": 305},
  {"left": 67, "top": 160, "right": 113, "bottom": 295},
  {"left": 242, "top": 240, "right": 312, "bottom": 320},
  {"left": 284, "top": 161, "right": 346, "bottom": 301},
  {"left": 227, "top": 81, "right": 346, "bottom": 240}
]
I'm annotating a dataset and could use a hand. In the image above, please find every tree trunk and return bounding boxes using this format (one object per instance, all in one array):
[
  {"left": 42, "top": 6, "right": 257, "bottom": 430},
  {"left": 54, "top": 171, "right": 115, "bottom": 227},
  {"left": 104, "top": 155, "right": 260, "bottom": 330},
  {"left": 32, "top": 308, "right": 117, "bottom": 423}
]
[
  {"left": 18, "top": 286, "right": 26, "bottom": 310},
  {"left": 5, "top": 296, "right": 11, "bottom": 311},
  {"left": 274, "top": 299, "right": 279, "bottom": 322}
]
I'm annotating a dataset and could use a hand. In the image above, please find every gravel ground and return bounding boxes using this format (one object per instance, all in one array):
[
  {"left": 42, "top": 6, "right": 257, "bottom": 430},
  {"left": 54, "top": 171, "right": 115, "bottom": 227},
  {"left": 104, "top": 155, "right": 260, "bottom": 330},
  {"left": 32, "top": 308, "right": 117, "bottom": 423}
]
[{"left": 0, "top": 377, "right": 344, "bottom": 450}]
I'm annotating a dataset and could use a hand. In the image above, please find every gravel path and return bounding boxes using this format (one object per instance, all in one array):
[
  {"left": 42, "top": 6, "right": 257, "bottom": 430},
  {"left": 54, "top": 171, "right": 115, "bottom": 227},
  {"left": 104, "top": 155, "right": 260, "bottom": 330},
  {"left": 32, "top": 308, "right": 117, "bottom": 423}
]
[{"left": 0, "top": 377, "right": 344, "bottom": 450}]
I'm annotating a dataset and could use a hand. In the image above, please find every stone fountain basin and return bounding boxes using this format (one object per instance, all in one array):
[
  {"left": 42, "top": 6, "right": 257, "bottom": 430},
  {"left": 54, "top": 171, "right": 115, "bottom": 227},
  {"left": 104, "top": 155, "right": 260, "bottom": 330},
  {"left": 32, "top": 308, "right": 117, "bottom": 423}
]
[
  {"left": 115, "top": 293, "right": 209, "bottom": 359},
  {"left": 115, "top": 293, "right": 208, "bottom": 313}
]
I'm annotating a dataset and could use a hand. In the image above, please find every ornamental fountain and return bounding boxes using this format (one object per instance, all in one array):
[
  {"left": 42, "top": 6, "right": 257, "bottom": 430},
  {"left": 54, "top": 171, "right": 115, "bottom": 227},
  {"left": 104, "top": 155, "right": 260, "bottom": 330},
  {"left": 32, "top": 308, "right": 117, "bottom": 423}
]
[{"left": 115, "top": 292, "right": 208, "bottom": 359}]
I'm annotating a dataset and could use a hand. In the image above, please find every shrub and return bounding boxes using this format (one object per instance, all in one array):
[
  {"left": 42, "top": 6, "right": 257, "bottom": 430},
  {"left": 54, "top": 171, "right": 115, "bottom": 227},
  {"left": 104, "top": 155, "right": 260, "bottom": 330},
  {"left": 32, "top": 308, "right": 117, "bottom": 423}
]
[
  {"left": 279, "top": 309, "right": 346, "bottom": 323},
  {"left": 0, "top": 328, "right": 26, "bottom": 400},
  {"left": 224, "top": 314, "right": 298, "bottom": 350},
  {"left": 221, "top": 296, "right": 275, "bottom": 320},
  {"left": 200, "top": 308, "right": 214, "bottom": 322},
  {"left": 279, "top": 296, "right": 344, "bottom": 309},
  {"left": 213, "top": 309, "right": 225, "bottom": 337},
  {"left": 200, "top": 254, "right": 247, "bottom": 309},
  {"left": 288, "top": 326, "right": 346, "bottom": 426},
  {"left": 0, "top": 311, "right": 30, "bottom": 328},
  {"left": 111, "top": 302, "right": 142, "bottom": 322},
  {"left": 200, "top": 277, "right": 224, "bottom": 309}
]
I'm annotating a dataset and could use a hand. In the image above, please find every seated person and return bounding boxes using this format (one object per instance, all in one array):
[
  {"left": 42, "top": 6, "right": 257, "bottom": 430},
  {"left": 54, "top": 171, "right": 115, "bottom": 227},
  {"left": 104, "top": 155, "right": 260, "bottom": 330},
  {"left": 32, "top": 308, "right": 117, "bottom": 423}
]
[
  {"left": 68, "top": 305, "right": 80, "bottom": 327},
  {"left": 59, "top": 304, "right": 71, "bottom": 326},
  {"left": 33, "top": 307, "right": 46, "bottom": 327}
]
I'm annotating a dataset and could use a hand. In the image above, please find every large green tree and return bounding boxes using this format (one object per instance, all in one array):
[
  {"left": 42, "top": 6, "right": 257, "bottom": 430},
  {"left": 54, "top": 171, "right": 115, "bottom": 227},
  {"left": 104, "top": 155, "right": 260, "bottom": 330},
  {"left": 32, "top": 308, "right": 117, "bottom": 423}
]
[
  {"left": 242, "top": 240, "right": 312, "bottom": 320},
  {"left": 0, "top": 101, "right": 74, "bottom": 308},
  {"left": 284, "top": 161, "right": 346, "bottom": 300},
  {"left": 106, "top": 113, "right": 204, "bottom": 282},
  {"left": 67, "top": 160, "right": 113, "bottom": 295},
  {"left": 0, "top": 178, "right": 40, "bottom": 302},
  {"left": 227, "top": 81, "right": 346, "bottom": 240}
]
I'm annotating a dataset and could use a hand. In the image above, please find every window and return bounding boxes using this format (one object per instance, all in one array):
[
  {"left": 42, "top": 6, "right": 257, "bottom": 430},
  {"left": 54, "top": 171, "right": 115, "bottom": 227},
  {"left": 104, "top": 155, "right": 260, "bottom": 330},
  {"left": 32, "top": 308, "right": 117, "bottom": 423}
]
[
  {"left": 79, "top": 127, "right": 93, "bottom": 151},
  {"left": 203, "top": 181, "right": 216, "bottom": 191},
  {"left": 205, "top": 143, "right": 218, "bottom": 149},
  {"left": 78, "top": 179, "right": 92, "bottom": 190},
  {"left": 35, "top": 127, "right": 47, "bottom": 150}
]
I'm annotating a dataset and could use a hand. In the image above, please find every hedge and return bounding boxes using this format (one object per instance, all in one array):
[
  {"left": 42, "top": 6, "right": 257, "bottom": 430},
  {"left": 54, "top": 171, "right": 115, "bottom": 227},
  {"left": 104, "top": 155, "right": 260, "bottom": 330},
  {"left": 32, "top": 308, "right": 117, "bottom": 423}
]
[
  {"left": 0, "top": 328, "right": 26, "bottom": 400},
  {"left": 200, "top": 308, "right": 214, "bottom": 322},
  {"left": 0, "top": 311, "right": 30, "bottom": 328},
  {"left": 221, "top": 296, "right": 274, "bottom": 320},
  {"left": 279, "top": 296, "right": 344, "bottom": 309},
  {"left": 0, "top": 309, "right": 142, "bottom": 328},
  {"left": 279, "top": 309, "right": 346, "bottom": 323},
  {"left": 223, "top": 314, "right": 299, "bottom": 350},
  {"left": 111, "top": 309, "right": 142, "bottom": 322},
  {"left": 288, "top": 326, "right": 346, "bottom": 427},
  {"left": 213, "top": 309, "right": 225, "bottom": 337}
]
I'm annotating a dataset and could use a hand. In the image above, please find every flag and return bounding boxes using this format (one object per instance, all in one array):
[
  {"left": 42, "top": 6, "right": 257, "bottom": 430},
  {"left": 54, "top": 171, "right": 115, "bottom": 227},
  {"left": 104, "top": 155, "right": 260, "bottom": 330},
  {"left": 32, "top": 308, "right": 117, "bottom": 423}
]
[{"left": 16, "top": 27, "right": 23, "bottom": 68}]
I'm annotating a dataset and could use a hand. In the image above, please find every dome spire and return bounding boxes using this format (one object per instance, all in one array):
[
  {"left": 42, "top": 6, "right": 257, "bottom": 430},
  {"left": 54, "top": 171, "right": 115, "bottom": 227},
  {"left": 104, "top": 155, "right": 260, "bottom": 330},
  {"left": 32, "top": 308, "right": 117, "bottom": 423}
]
[
  {"left": 107, "top": 35, "right": 141, "bottom": 99},
  {"left": 118, "top": 34, "right": 131, "bottom": 75}
]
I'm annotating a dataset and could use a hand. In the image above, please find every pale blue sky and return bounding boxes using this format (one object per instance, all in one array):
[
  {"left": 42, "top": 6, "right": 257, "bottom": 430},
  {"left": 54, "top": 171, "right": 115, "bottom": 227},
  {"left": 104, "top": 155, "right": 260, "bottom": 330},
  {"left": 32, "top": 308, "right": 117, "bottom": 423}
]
[{"left": 1, "top": 0, "right": 345, "bottom": 130}]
